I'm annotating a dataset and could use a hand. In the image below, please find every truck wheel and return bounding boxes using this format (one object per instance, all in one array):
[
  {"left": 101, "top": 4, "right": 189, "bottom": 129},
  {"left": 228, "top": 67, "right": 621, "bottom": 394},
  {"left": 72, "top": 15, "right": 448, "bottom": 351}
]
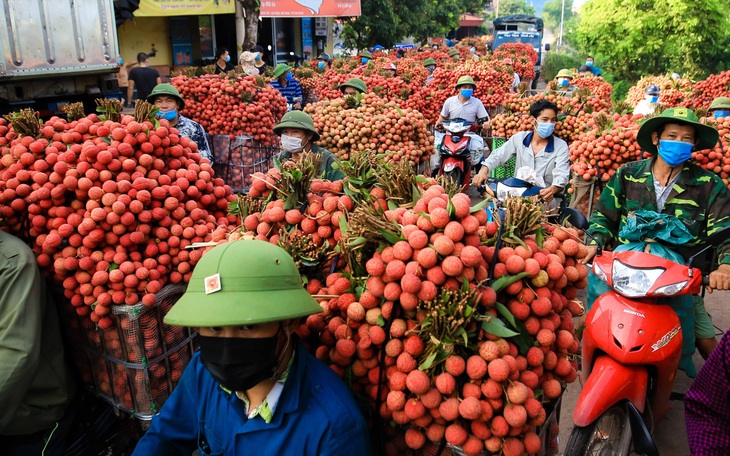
[{"left": 564, "top": 404, "right": 632, "bottom": 455}]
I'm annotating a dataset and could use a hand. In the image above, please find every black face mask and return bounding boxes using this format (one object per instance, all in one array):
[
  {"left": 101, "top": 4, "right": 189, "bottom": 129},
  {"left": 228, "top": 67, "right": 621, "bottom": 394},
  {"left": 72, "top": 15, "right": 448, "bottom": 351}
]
[{"left": 198, "top": 333, "right": 281, "bottom": 392}]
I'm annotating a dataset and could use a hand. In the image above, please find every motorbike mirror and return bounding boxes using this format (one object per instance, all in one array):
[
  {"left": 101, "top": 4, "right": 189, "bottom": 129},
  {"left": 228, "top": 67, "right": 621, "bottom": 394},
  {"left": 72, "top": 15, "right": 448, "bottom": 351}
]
[
  {"left": 687, "top": 226, "right": 730, "bottom": 276},
  {"left": 558, "top": 208, "right": 602, "bottom": 256}
]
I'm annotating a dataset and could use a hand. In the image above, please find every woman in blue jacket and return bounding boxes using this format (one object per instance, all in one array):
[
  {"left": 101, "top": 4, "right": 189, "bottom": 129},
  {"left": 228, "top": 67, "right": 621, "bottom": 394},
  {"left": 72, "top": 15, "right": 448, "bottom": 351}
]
[{"left": 132, "top": 241, "right": 371, "bottom": 455}]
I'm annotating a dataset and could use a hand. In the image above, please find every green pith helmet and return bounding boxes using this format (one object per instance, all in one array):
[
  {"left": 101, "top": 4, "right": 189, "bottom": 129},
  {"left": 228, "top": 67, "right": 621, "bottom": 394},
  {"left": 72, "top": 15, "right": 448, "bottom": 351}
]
[
  {"left": 164, "top": 240, "right": 322, "bottom": 327},
  {"left": 360, "top": 50, "right": 372, "bottom": 59},
  {"left": 147, "top": 83, "right": 185, "bottom": 111},
  {"left": 273, "top": 63, "right": 292, "bottom": 79},
  {"left": 448, "top": 48, "right": 460, "bottom": 57},
  {"left": 339, "top": 77, "right": 367, "bottom": 94},
  {"left": 423, "top": 58, "right": 437, "bottom": 67},
  {"left": 636, "top": 107, "right": 719, "bottom": 155},
  {"left": 455, "top": 75, "right": 476, "bottom": 89},
  {"left": 555, "top": 68, "right": 574, "bottom": 79},
  {"left": 708, "top": 97, "right": 730, "bottom": 111},
  {"left": 273, "top": 110, "right": 320, "bottom": 141}
]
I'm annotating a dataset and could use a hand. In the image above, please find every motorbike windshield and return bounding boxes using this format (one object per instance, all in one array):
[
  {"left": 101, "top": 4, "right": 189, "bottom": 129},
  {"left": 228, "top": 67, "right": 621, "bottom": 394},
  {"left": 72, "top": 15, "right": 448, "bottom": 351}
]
[{"left": 443, "top": 118, "right": 473, "bottom": 133}]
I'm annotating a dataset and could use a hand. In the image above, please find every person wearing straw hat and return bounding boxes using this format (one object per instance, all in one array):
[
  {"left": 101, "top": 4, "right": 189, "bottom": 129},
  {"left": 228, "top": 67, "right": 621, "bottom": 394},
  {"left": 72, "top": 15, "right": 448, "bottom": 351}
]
[
  {"left": 708, "top": 97, "right": 730, "bottom": 119},
  {"left": 132, "top": 241, "right": 370, "bottom": 455},
  {"left": 270, "top": 63, "right": 304, "bottom": 111},
  {"left": 580, "top": 107, "right": 730, "bottom": 361},
  {"left": 274, "top": 111, "right": 344, "bottom": 181},
  {"left": 147, "top": 83, "right": 211, "bottom": 161},
  {"left": 550, "top": 68, "right": 576, "bottom": 95},
  {"left": 238, "top": 51, "right": 260, "bottom": 76}
]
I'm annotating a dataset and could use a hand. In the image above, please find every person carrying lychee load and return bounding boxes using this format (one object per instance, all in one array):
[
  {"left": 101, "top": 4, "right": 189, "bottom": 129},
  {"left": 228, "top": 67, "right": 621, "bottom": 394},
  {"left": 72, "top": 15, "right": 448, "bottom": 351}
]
[
  {"left": 147, "top": 83, "right": 212, "bottom": 162},
  {"left": 339, "top": 77, "right": 367, "bottom": 97},
  {"left": 578, "top": 108, "right": 730, "bottom": 367},
  {"left": 472, "top": 99, "right": 571, "bottom": 205},
  {"left": 132, "top": 240, "right": 371, "bottom": 455},
  {"left": 273, "top": 111, "right": 344, "bottom": 182}
]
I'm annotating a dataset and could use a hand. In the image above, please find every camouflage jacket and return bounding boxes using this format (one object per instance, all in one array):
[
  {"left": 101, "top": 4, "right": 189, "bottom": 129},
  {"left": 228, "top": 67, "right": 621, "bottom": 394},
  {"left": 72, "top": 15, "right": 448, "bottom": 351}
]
[
  {"left": 278, "top": 145, "right": 344, "bottom": 182},
  {"left": 587, "top": 158, "right": 730, "bottom": 265}
]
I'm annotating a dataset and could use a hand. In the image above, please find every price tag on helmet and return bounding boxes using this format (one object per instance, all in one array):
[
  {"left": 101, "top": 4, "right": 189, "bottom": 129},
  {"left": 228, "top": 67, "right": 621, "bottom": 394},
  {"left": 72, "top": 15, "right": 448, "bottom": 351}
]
[{"left": 204, "top": 273, "right": 222, "bottom": 295}]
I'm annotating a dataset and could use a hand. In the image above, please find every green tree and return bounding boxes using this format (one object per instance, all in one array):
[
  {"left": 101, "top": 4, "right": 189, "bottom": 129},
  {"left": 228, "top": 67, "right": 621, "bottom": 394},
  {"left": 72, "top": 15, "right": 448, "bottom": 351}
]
[
  {"left": 341, "top": 0, "right": 487, "bottom": 49},
  {"left": 497, "top": 0, "right": 535, "bottom": 16},
  {"left": 573, "top": 0, "right": 730, "bottom": 80},
  {"left": 542, "top": 0, "right": 574, "bottom": 32}
]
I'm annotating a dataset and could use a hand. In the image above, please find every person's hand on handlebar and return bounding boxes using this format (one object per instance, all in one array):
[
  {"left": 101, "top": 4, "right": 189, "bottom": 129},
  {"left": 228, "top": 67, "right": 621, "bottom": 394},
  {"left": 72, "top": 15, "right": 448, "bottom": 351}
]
[
  {"left": 539, "top": 185, "right": 561, "bottom": 203},
  {"left": 707, "top": 263, "right": 730, "bottom": 293},
  {"left": 471, "top": 166, "right": 490, "bottom": 188},
  {"left": 578, "top": 245, "right": 598, "bottom": 265}
]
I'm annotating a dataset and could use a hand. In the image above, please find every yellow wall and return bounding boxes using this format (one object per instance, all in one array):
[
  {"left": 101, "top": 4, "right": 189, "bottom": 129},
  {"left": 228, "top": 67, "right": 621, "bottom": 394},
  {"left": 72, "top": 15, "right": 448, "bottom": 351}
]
[{"left": 118, "top": 17, "right": 172, "bottom": 73}]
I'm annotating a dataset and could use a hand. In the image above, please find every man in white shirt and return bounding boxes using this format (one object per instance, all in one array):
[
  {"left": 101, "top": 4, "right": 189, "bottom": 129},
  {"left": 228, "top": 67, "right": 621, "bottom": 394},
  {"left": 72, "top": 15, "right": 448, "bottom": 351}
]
[
  {"left": 432, "top": 76, "right": 491, "bottom": 171},
  {"left": 633, "top": 84, "right": 660, "bottom": 116},
  {"left": 472, "top": 99, "right": 570, "bottom": 204},
  {"left": 504, "top": 58, "right": 520, "bottom": 92}
]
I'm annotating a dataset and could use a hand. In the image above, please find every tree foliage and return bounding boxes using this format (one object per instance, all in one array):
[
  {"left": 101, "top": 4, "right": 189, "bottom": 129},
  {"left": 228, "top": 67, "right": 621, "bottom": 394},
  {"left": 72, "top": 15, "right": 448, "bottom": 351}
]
[
  {"left": 340, "top": 0, "right": 487, "bottom": 50},
  {"left": 496, "top": 0, "right": 535, "bottom": 16},
  {"left": 542, "top": 0, "right": 574, "bottom": 32},
  {"left": 573, "top": 0, "right": 730, "bottom": 80}
]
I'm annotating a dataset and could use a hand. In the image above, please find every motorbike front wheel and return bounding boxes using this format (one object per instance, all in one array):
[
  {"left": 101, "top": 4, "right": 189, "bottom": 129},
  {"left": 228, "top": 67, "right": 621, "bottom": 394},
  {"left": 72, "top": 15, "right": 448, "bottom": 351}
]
[
  {"left": 443, "top": 167, "right": 464, "bottom": 187},
  {"left": 565, "top": 404, "right": 633, "bottom": 455}
]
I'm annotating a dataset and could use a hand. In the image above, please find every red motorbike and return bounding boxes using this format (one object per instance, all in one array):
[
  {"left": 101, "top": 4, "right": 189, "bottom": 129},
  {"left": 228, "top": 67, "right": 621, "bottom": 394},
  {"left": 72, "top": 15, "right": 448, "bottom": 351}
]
[
  {"left": 436, "top": 118, "right": 483, "bottom": 189},
  {"left": 561, "top": 208, "right": 726, "bottom": 456}
]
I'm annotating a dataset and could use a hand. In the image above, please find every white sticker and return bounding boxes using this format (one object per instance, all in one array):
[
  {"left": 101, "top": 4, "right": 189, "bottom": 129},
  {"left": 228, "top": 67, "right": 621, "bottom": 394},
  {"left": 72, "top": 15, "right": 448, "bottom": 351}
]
[{"left": 204, "top": 274, "right": 222, "bottom": 295}]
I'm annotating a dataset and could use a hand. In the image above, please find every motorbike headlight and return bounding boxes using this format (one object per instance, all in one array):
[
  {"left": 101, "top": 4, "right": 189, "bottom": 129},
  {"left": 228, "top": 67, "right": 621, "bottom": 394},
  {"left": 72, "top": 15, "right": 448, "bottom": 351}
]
[
  {"left": 611, "top": 260, "right": 665, "bottom": 297},
  {"left": 593, "top": 262, "right": 608, "bottom": 284},
  {"left": 654, "top": 281, "right": 689, "bottom": 296}
]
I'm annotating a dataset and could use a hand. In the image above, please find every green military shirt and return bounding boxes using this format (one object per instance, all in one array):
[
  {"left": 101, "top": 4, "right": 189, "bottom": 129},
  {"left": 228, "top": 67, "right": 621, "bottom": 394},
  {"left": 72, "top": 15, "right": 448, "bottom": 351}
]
[
  {"left": 587, "top": 158, "right": 730, "bottom": 265},
  {"left": 278, "top": 145, "right": 344, "bottom": 182}
]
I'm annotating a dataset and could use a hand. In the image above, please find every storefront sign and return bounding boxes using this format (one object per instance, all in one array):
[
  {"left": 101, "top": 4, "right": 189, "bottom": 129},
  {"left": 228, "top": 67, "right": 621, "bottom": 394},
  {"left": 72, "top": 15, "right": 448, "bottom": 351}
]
[
  {"left": 260, "top": 0, "right": 361, "bottom": 17},
  {"left": 135, "top": 0, "right": 235, "bottom": 17},
  {"left": 302, "top": 18, "right": 314, "bottom": 54}
]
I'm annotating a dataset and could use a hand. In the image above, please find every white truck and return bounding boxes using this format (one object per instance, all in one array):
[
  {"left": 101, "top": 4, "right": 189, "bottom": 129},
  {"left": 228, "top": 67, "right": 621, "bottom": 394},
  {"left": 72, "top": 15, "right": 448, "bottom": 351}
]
[{"left": 0, "top": 0, "right": 120, "bottom": 114}]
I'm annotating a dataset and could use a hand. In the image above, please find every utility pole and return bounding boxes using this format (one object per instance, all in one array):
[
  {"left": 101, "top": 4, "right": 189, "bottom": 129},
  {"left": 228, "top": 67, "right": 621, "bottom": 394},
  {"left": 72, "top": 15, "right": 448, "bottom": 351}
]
[{"left": 558, "top": 0, "right": 565, "bottom": 50}]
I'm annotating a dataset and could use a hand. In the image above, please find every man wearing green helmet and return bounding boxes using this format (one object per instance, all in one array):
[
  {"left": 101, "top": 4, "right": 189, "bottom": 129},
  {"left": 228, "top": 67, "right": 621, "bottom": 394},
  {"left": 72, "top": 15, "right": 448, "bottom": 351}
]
[
  {"left": 708, "top": 97, "right": 730, "bottom": 119},
  {"left": 432, "top": 75, "right": 490, "bottom": 172},
  {"left": 147, "top": 83, "right": 212, "bottom": 161},
  {"left": 274, "top": 111, "right": 344, "bottom": 181},
  {"left": 270, "top": 63, "right": 304, "bottom": 111},
  {"left": 423, "top": 58, "right": 437, "bottom": 87},
  {"left": 132, "top": 240, "right": 370, "bottom": 455},
  {"left": 579, "top": 108, "right": 730, "bottom": 366},
  {"left": 551, "top": 69, "right": 576, "bottom": 96},
  {"left": 339, "top": 78, "right": 367, "bottom": 97}
]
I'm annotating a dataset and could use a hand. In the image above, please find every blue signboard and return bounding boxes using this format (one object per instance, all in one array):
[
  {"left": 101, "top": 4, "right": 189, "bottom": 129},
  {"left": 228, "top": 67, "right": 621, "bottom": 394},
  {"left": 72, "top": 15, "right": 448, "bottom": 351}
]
[{"left": 302, "top": 18, "right": 313, "bottom": 54}]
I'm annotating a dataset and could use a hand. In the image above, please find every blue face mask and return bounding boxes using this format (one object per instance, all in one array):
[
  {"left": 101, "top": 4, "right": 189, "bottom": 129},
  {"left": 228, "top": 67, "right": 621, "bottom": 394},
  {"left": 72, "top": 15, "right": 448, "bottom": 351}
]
[
  {"left": 646, "top": 95, "right": 659, "bottom": 104},
  {"left": 361, "top": 57, "right": 369, "bottom": 64},
  {"left": 156, "top": 110, "right": 177, "bottom": 122},
  {"left": 119, "top": 57, "right": 123, "bottom": 65},
  {"left": 713, "top": 110, "right": 730, "bottom": 119},
  {"left": 427, "top": 66, "right": 435, "bottom": 73},
  {"left": 657, "top": 140, "right": 693, "bottom": 167},
  {"left": 254, "top": 54, "right": 261, "bottom": 61},
  {"left": 460, "top": 88, "right": 474, "bottom": 99},
  {"left": 536, "top": 121, "right": 555, "bottom": 138},
  {"left": 558, "top": 78, "right": 569, "bottom": 88},
  {"left": 586, "top": 61, "right": 593, "bottom": 67},
  {"left": 225, "top": 55, "right": 231, "bottom": 62},
  {"left": 317, "top": 61, "right": 325, "bottom": 69},
  {"left": 286, "top": 72, "right": 294, "bottom": 82}
]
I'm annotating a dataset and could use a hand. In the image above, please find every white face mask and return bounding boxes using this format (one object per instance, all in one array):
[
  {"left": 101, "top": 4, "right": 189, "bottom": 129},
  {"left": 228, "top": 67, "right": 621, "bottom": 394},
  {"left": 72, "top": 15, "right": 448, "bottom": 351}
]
[{"left": 281, "top": 134, "right": 304, "bottom": 152}]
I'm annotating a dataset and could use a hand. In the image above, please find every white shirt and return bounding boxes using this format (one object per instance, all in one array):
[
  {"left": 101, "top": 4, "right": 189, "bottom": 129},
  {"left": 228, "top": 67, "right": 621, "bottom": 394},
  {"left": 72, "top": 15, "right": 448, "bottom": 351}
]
[
  {"left": 482, "top": 130, "right": 571, "bottom": 188},
  {"left": 440, "top": 95, "right": 489, "bottom": 123},
  {"left": 511, "top": 73, "right": 520, "bottom": 90},
  {"left": 634, "top": 99, "right": 657, "bottom": 116}
]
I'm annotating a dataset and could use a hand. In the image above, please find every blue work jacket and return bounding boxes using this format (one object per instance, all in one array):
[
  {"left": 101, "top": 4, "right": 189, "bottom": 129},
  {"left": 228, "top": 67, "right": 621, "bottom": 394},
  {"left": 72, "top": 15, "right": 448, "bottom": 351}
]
[{"left": 132, "top": 339, "right": 371, "bottom": 455}]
